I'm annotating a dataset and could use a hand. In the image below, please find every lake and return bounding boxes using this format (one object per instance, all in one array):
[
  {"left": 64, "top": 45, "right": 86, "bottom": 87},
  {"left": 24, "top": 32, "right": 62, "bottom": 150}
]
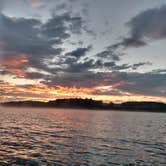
[{"left": 0, "top": 107, "right": 166, "bottom": 165}]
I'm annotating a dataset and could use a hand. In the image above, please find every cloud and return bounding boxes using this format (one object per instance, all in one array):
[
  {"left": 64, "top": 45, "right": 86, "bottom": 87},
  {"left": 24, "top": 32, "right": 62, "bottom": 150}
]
[
  {"left": 0, "top": 6, "right": 165, "bottom": 102},
  {"left": 103, "top": 62, "right": 132, "bottom": 71},
  {"left": 0, "top": 11, "right": 87, "bottom": 56},
  {"left": 106, "top": 4, "right": 166, "bottom": 49},
  {"left": 121, "top": 4, "right": 166, "bottom": 48},
  {"left": 88, "top": 4, "right": 166, "bottom": 75},
  {"left": 0, "top": 12, "right": 91, "bottom": 77},
  {"left": 0, "top": 53, "right": 28, "bottom": 77},
  {"left": 131, "top": 62, "right": 152, "bottom": 70},
  {"left": 41, "top": 72, "right": 105, "bottom": 88},
  {"left": 128, "top": 5, "right": 166, "bottom": 40},
  {"left": 96, "top": 45, "right": 123, "bottom": 61},
  {"left": 42, "top": 12, "right": 84, "bottom": 39},
  {"left": 0, "top": 13, "right": 46, "bottom": 55},
  {"left": 65, "top": 45, "right": 92, "bottom": 59},
  {"left": 41, "top": 70, "right": 166, "bottom": 98},
  {"left": 117, "top": 72, "right": 166, "bottom": 97},
  {"left": 0, "top": 13, "right": 55, "bottom": 76},
  {"left": 119, "top": 37, "right": 146, "bottom": 48}
]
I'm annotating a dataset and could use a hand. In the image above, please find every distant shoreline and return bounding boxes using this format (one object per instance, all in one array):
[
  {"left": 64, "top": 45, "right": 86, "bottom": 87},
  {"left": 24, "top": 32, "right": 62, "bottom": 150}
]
[
  {"left": 1, "top": 106, "right": 166, "bottom": 113},
  {"left": 1, "top": 98, "right": 166, "bottom": 113}
]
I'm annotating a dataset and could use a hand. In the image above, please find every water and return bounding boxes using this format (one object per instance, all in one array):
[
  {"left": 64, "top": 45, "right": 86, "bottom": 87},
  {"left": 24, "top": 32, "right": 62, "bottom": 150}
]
[{"left": 0, "top": 107, "right": 166, "bottom": 166}]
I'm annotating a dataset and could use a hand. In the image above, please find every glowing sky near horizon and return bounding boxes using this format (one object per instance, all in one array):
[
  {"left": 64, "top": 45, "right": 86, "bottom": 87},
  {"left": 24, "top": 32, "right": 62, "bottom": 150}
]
[{"left": 0, "top": 0, "right": 166, "bottom": 103}]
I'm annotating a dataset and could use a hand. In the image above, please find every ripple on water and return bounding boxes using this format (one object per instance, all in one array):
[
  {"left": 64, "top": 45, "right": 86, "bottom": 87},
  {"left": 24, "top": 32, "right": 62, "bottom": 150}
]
[{"left": 0, "top": 108, "right": 166, "bottom": 165}]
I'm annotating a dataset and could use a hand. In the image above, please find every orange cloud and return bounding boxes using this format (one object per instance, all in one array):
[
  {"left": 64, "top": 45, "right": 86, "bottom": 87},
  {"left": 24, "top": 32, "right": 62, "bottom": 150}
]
[
  {"left": 1, "top": 81, "right": 166, "bottom": 103},
  {"left": 0, "top": 53, "right": 28, "bottom": 77},
  {"left": 0, "top": 53, "right": 28, "bottom": 67}
]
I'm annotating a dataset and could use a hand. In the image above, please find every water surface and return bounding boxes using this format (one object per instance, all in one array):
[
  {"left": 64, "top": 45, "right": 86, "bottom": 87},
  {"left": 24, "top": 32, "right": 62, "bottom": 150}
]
[{"left": 0, "top": 107, "right": 166, "bottom": 165}]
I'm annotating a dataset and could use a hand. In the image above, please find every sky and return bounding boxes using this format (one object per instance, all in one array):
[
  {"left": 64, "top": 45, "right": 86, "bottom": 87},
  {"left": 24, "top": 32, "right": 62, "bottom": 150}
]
[{"left": 0, "top": 0, "right": 166, "bottom": 103}]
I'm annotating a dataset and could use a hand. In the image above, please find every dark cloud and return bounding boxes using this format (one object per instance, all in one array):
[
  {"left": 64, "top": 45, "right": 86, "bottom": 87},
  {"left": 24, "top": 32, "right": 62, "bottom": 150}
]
[
  {"left": 131, "top": 62, "right": 152, "bottom": 70},
  {"left": 108, "top": 63, "right": 130, "bottom": 71},
  {"left": 42, "top": 72, "right": 105, "bottom": 88},
  {"left": 0, "top": 13, "right": 55, "bottom": 57},
  {"left": 65, "top": 45, "right": 92, "bottom": 59},
  {"left": 0, "top": 12, "right": 91, "bottom": 75},
  {"left": 31, "top": 50, "right": 154, "bottom": 95},
  {"left": 42, "top": 12, "right": 84, "bottom": 40},
  {"left": 103, "top": 61, "right": 150, "bottom": 71},
  {"left": 25, "top": 72, "right": 46, "bottom": 79},
  {"left": 96, "top": 45, "right": 122, "bottom": 61},
  {"left": 66, "top": 59, "right": 94, "bottom": 73},
  {"left": 120, "top": 37, "right": 146, "bottom": 48},
  {"left": 41, "top": 70, "right": 166, "bottom": 97},
  {"left": 117, "top": 4, "right": 166, "bottom": 48},
  {"left": 103, "top": 61, "right": 132, "bottom": 71},
  {"left": 127, "top": 5, "right": 166, "bottom": 40},
  {"left": 118, "top": 72, "right": 166, "bottom": 97}
]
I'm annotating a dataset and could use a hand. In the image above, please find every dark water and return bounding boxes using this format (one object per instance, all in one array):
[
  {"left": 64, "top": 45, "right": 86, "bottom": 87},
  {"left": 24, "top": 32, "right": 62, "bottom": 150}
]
[{"left": 0, "top": 107, "right": 166, "bottom": 166}]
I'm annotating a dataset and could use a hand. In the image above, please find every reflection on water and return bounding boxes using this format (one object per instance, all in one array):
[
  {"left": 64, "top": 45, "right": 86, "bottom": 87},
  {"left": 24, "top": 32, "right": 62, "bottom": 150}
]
[{"left": 0, "top": 107, "right": 166, "bottom": 165}]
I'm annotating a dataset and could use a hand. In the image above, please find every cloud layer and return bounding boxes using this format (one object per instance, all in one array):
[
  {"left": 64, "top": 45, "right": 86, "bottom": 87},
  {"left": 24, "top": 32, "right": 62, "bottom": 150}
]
[{"left": 0, "top": 2, "right": 166, "bottom": 102}]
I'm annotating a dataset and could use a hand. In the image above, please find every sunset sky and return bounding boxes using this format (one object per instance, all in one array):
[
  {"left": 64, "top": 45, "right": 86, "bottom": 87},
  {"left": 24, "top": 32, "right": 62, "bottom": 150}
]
[{"left": 0, "top": 0, "right": 166, "bottom": 103}]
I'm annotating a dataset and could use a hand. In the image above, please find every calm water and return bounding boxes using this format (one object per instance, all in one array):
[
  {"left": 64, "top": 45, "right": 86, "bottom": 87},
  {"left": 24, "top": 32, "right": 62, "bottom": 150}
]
[{"left": 0, "top": 107, "right": 166, "bottom": 166}]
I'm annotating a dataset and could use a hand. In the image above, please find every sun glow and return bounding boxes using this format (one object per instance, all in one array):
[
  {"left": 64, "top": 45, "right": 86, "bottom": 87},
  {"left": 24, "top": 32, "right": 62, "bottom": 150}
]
[{"left": 1, "top": 81, "right": 166, "bottom": 103}]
